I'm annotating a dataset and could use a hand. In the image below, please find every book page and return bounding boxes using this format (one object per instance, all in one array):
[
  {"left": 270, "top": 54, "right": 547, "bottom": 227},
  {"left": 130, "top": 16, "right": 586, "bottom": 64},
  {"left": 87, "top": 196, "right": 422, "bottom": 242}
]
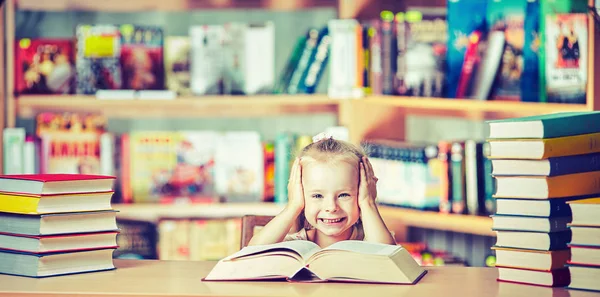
[
  {"left": 322, "top": 240, "right": 400, "bottom": 256},
  {"left": 224, "top": 240, "right": 321, "bottom": 261}
]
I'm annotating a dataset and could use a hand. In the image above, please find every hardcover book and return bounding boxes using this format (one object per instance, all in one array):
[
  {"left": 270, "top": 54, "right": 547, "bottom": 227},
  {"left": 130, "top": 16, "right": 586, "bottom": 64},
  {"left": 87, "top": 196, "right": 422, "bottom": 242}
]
[
  {"left": 203, "top": 240, "right": 427, "bottom": 284},
  {"left": 0, "top": 248, "right": 115, "bottom": 278}
]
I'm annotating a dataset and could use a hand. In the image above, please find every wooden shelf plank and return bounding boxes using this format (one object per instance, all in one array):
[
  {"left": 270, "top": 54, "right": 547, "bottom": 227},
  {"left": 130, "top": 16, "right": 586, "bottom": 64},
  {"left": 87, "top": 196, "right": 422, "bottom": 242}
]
[
  {"left": 15, "top": 0, "right": 337, "bottom": 12},
  {"left": 114, "top": 202, "right": 285, "bottom": 222},
  {"left": 17, "top": 94, "right": 589, "bottom": 120},
  {"left": 113, "top": 202, "right": 495, "bottom": 237},
  {"left": 378, "top": 206, "right": 495, "bottom": 237},
  {"left": 365, "top": 96, "right": 590, "bottom": 117},
  {"left": 17, "top": 95, "right": 340, "bottom": 118}
]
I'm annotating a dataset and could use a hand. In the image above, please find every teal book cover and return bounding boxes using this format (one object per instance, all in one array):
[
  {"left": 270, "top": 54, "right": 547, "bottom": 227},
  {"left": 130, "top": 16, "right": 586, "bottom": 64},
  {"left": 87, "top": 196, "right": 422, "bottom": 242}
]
[
  {"left": 521, "top": 0, "right": 540, "bottom": 102},
  {"left": 446, "top": 0, "right": 487, "bottom": 98},
  {"left": 487, "top": 111, "right": 600, "bottom": 138}
]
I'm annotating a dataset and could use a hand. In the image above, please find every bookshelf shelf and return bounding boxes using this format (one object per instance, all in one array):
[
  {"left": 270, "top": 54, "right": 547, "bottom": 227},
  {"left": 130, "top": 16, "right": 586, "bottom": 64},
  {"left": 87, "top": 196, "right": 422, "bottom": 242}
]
[
  {"left": 14, "top": 0, "right": 338, "bottom": 12},
  {"left": 112, "top": 202, "right": 495, "bottom": 237},
  {"left": 114, "top": 202, "right": 285, "bottom": 222},
  {"left": 18, "top": 94, "right": 588, "bottom": 120},
  {"left": 17, "top": 95, "right": 340, "bottom": 118},
  {"left": 378, "top": 206, "right": 495, "bottom": 237},
  {"left": 364, "top": 96, "right": 590, "bottom": 118}
]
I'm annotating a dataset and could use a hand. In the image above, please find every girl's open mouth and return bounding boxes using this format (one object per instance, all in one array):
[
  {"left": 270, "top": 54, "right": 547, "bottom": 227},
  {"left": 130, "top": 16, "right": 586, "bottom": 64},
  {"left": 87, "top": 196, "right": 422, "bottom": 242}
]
[{"left": 319, "top": 217, "right": 346, "bottom": 224}]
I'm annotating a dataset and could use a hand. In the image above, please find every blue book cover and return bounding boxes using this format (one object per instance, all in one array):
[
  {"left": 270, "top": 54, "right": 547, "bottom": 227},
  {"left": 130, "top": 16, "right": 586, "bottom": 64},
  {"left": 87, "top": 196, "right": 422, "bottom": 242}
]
[
  {"left": 446, "top": 0, "right": 487, "bottom": 98},
  {"left": 495, "top": 197, "right": 573, "bottom": 217},
  {"left": 547, "top": 152, "right": 600, "bottom": 176},
  {"left": 300, "top": 27, "right": 330, "bottom": 94},
  {"left": 286, "top": 28, "right": 320, "bottom": 94},
  {"left": 521, "top": 0, "right": 540, "bottom": 102},
  {"left": 495, "top": 230, "right": 572, "bottom": 251}
]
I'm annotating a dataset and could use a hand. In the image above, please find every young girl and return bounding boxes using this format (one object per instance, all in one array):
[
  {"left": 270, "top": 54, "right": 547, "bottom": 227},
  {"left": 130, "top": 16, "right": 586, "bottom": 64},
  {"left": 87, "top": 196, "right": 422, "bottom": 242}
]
[{"left": 248, "top": 136, "right": 396, "bottom": 248}]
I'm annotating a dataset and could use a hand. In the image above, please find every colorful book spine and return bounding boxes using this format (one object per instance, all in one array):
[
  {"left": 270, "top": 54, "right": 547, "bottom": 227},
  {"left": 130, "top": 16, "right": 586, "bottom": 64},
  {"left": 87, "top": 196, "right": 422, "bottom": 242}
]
[
  {"left": 521, "top": 0, "right": 541, "bottom": 102},
  {"left": 482, "top": 142, "right": 496, "bottom": 215},
  {"left": 380, "top": 15, "right": 396, "bottom": 95},
  {"left": 446, "top": 0, "right": 487, "bottom": 98},
  {"left": 3, "top": 128, "right": 25, "bottom": 174},
  {"left": 301, "top": 27, "right": 330, "bottom": 94},
  {"left": 287, "top": 29, "right": 320, "bottom": 95},
  {"left": 450, "top": 141, "right": 466, "bottom": 214},
  {"left": 274, "top": 132, "right": 294, "bottom": 204},
  {"left": 487, "top": 0, "right": 527, "bottom": 101},
  {"left": 369, "top": 20, "right": 383, "bottom": 95},
  {"left": 274, "top": 35, "right": 306, "bottom": 94}
]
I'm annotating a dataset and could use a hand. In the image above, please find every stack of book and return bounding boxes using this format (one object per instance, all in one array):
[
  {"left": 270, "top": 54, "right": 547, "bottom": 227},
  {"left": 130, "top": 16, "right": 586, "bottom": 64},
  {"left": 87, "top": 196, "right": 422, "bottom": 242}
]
[
  {"left": 0, "top": 174, "right": 119, "bottom": 277},
  {"left": 486, "top": 111, "right": 600, "bottom": 287},
  {"left": 566, "top": 198, "right": 600, "bottom": 292}
]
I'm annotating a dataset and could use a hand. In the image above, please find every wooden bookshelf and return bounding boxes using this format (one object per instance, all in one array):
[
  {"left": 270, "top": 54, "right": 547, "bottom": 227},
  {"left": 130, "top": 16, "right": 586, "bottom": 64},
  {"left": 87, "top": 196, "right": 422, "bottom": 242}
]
[
  {"left": 113, "top": 202, "right": 495, "bottom": 237},
  {"left": 17, "top": 95, "right": 340, "bottom": 118},
  {"left": 14, "top": 0, "right": 338, "bottom": 12}
]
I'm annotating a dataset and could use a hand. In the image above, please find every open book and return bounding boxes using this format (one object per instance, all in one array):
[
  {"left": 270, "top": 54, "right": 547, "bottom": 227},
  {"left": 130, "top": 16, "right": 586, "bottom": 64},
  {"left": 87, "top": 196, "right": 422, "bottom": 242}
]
[{"left": 203, "top": 240, "right": 427, "bottom": 284}]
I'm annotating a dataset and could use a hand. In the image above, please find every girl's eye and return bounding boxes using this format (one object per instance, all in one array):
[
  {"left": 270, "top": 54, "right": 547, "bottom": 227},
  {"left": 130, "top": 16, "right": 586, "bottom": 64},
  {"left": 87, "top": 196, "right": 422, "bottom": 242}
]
[
  {"left": 311, "top": 194, "right": 323, "bottom": 199},
  {"left": 338, "top": 193, "right": 351, "bottom": 198}
]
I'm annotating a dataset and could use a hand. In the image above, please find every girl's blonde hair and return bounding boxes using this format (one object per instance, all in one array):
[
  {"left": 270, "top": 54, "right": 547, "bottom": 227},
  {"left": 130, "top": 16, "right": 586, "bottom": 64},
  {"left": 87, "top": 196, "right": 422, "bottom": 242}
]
[{"left": 293, "top": 137, "right": 365, "bottom": 239}]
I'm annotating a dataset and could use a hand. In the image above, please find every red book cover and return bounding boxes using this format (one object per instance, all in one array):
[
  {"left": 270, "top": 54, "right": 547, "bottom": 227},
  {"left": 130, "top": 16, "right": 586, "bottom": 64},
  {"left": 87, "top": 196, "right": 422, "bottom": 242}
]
[
  {"left": 0, "top": 231, "right": 119, "bottom": 254},
  {"left": 496, "top": 266, "right": 570, "bottom": 287},
  {"left": 15, "top": 38, "right": 75, "bottom": 95},
  {"left": 437, "top": 140, "right": 452, "bottom": 214},
  {"left": 369, "top": 20, "right": 383, "bottom": 95},
  {"left": 0, "top": 231, "right": 118, "bottom": 239},
  {"left": 456, "top": 30, "right": 483, "bottom": 98},
  {"left": 0, "top": 174, "right": 115, "bottom": 182},
  {"left": 119, "top": 25, "right": 164, "bottom": 90}
]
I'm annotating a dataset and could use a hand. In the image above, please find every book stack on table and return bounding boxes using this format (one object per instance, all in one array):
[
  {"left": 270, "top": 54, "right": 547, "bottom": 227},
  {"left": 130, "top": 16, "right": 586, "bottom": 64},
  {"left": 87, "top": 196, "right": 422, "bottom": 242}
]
[
  {"left": 485, "top": 112, "right": 600, "bottom": 287},
  {"left": 0, "top": 174, "right": 118, "bottom": 278}
]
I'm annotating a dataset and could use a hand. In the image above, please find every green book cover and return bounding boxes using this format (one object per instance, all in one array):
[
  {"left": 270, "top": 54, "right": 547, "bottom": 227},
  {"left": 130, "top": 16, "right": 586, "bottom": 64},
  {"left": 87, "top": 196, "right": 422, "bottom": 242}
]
[
  {"left": 274, "top": 35, "right": 307, "bottom": 94},
  {"left": 487, "top": 111, "right": 600, "bottom": 138}
]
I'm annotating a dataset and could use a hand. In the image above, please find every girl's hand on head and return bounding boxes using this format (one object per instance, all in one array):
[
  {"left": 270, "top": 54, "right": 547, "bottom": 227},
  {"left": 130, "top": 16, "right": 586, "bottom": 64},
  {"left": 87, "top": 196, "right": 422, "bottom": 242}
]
[
  {"left": 287, "top": 157, "right": 305, "bottom": 214},
  {"left": 358, "top": 156, "right": 378, "bottom": 209}
]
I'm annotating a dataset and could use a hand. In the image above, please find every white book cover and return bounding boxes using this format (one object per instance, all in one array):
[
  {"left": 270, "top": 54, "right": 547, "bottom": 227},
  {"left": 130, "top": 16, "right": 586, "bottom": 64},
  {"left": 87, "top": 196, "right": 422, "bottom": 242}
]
[
  {"left": 545, "top": 13, "right": 588, "bottom": 103},
  {"left": 190, "top": 25, "right": 225, "bottom": 95},
  {"left": 223, "top": 22, "right": 275, "bottom": 95},
  {"left": 214, "top": 131, "right": 264, "bottom": 202},
  {"left": 328, "top": 19, "right": 362, "bottom": 99},
  {"left": 3, "top": 128, "right": 25, "bottom": 174},
  {"left": 245, "top": 22, "right": 275, "bottom": 94}
]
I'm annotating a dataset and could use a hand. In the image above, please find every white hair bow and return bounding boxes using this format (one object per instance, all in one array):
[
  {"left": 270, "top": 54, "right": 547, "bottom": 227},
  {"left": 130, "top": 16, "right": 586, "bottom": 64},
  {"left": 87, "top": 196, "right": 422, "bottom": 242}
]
[{"left": 312, "top": 131, "right": 333, "bottom": 143}]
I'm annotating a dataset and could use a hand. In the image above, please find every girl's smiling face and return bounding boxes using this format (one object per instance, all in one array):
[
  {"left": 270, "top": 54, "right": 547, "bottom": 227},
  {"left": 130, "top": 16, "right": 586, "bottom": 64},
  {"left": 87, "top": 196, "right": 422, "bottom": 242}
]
[{"left": 301, "top": 160, "right": 360, "bottom": 240}]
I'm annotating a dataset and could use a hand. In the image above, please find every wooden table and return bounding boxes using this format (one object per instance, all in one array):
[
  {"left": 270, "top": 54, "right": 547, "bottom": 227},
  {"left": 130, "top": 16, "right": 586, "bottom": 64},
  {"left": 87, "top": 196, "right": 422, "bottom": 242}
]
[{"left": 0, "top": 260, "right": 598, "bottom": 297}]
